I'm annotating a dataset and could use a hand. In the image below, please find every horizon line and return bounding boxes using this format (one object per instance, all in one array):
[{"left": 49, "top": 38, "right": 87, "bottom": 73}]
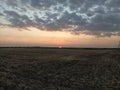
[{"left": 0, "top": 46, "right": 120, "bottom": 49}]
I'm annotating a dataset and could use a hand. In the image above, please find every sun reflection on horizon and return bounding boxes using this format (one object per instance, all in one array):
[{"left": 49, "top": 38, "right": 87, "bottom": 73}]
[{"left": 58, "top": 46, "right": 63, "bottom": 48}]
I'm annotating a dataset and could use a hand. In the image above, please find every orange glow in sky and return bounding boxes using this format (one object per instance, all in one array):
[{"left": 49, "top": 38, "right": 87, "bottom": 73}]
[{"left": 0, "top": 26, "right": 120, "bottom": 48}]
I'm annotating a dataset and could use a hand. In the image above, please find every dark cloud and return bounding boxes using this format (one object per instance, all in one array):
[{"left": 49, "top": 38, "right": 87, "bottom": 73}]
[
  {"left": 31, "top": 0, "right": 41, "bottom": 7},
  {"left": 4, "top": 11, "right": 34, "bottom": 27},
  {"left": 87, "top": 14, "right": 120, "bottom": 31},
  {"left": 6, "top": 0, "right": 18, "bottom": 7},
  {"left": 0, "top": 0, "right": 120, "bottom": 37},
  {"left": 0, "top": 13, "right": 3, "bottom": 15}
]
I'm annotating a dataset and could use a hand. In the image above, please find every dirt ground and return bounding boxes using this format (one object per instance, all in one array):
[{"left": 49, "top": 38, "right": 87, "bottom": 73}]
[{"left": 0, "top": 48, "right": 120, "bottom": 90}]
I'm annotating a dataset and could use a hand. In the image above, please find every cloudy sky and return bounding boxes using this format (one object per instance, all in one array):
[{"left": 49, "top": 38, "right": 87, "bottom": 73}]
[{"left": 0, "top": 0, "right": 120, "bottom": 47}]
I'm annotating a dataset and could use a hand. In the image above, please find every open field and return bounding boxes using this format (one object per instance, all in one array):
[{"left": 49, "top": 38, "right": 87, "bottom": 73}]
[{"left": 0, "top": 48, "right": 120, "bottom": 90}]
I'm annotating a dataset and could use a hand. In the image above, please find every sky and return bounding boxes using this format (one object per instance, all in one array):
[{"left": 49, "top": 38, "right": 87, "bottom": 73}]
[{"left": 0, "top": 0, "right": 120, "bottom": 48}]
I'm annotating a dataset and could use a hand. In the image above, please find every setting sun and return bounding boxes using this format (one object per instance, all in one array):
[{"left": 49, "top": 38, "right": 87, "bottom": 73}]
[
  {"left": 58, "top": 46, "right": 63, "bottom": 48},
  {"left": 0, "top": 0, "right": 120, "bottom": 89}
]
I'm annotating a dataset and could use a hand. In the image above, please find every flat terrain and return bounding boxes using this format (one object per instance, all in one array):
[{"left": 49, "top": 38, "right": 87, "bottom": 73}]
[{"left": 0, "top": 48, "right": 120, "bottom": 90}]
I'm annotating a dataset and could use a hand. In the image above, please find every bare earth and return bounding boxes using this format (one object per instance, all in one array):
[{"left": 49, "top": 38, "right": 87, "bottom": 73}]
[{"left": 0, "top": 48, "right": 120, "bottom": 90}]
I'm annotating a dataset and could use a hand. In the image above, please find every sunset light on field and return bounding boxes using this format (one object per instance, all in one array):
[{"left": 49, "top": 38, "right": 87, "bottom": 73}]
[{"left": 0, "top": 1, "right": 120, "bottom": 89}]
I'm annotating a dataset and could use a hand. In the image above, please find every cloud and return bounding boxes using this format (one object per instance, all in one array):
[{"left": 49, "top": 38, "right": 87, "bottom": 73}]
[{"left": 0, "top": 0, "right": 120, "bottom": 37}]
